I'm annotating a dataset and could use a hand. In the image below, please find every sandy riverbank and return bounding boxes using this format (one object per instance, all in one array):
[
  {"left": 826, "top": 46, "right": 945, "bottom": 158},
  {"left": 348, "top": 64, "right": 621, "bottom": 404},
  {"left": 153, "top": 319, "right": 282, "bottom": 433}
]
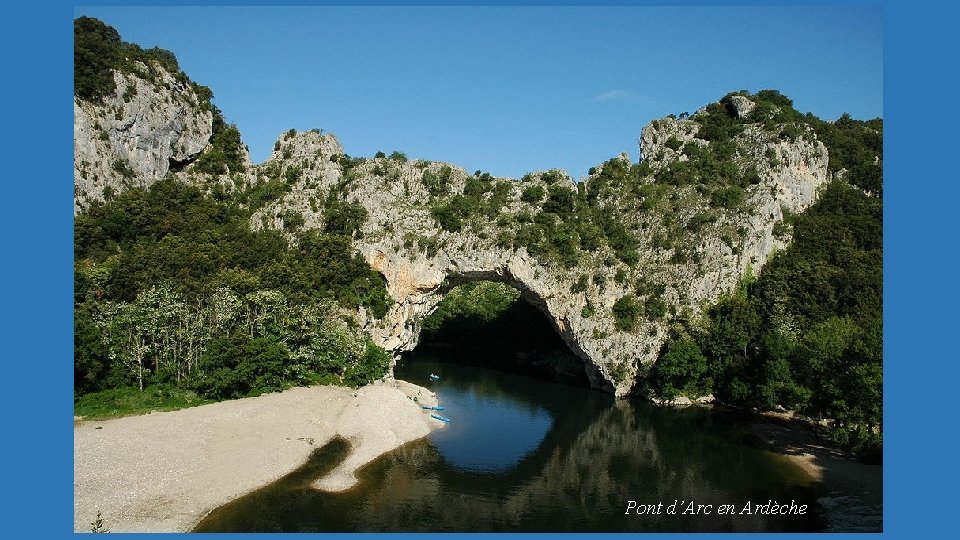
[{"left": 73, "top": 379, "right": 442, "bottom": 533}]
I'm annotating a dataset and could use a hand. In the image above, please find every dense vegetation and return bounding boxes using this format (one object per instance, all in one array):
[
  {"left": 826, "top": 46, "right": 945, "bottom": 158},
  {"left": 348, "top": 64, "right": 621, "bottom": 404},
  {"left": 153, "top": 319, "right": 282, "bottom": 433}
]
[
  {"left": 74, "top": 175, "right": 394, "bottom": 416},
  {"left": 647, "top": 98, "right": 883, "bottom": 457},
  {"left": 74, "top": 19, "right": 394, "bottom": 418},
  {"left": 193, "top": 114, "right": 247, "bottom": 176}
]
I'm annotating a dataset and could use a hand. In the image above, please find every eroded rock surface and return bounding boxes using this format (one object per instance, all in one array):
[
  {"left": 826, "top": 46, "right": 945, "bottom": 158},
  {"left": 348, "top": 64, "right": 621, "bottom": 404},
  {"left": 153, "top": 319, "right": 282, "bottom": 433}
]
[{"left": 74, "top": 65, "right": 213, "bottom": 213}]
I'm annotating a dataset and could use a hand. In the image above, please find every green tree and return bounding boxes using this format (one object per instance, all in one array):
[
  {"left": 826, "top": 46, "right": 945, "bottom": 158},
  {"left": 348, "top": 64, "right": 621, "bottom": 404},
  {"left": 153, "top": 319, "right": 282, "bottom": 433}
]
[
  {"left": 194, "top": 117, "right": 246, "bottom": 175},
  {"left": 701, "top": 295, "right": 760, "bottom": 403},
  {"left": 322, "top": 196, "right": 368, "bottom": 238},
  {"left": 543, "top": 185, "right": 575, "bottom": 216},
  {"left": 612, "top": 295, "right": 642, "bottom": 332},
  {"left": 192, "top": 333, "right": 290, "bottom": 399},
  {"left": 651, "top": 338, "right": 709, "bottom": 398},
  {"left": 343, "top": 342, "right": 391, "bottom": 388},
  {"left": 422, "top": 166, "right": 453, "bottom": 197},
  {"left": 74, "top": 17, "right": 122, "bottom": 101},
  {"left": 74, "top": 306, "right": 113, "bottom": 394},
  {"left": 520, "top": 185, "right": 545, "bottom": 204}
]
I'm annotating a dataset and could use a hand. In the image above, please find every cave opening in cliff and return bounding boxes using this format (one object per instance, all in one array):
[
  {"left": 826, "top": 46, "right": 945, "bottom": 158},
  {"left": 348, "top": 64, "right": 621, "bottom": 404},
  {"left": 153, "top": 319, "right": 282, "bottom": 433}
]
[{"left": 401, "top": 280, "right": 591, "bottom": 388}]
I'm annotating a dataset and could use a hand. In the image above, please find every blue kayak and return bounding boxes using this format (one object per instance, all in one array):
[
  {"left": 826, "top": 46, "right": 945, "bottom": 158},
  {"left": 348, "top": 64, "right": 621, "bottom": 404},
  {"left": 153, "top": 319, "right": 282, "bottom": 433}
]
[
  {"left": 422, "top": 405, "right": 445, "bottom": 411},
  {"left": 431, "top": 414, "right": 451, "bottom": 422}
]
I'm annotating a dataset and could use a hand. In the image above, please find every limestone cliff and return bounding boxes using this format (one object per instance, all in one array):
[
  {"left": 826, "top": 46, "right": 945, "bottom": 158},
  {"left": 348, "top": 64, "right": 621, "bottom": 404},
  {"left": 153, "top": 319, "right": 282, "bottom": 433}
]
[{"left": 74, "top": 63, "right": 214, "bottom": 213}]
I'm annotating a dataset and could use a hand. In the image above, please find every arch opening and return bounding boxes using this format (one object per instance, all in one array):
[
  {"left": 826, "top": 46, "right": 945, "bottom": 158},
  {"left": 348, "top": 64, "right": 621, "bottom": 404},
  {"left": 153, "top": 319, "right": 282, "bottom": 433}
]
[{"left": 399, "top": 279, "right": 591, "bottom": 388}]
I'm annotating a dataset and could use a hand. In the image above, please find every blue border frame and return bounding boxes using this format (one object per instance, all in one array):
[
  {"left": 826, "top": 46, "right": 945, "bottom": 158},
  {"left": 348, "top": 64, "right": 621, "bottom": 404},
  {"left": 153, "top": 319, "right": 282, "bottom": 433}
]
[{"left": 7, "top": 0, "right": 957, "bottom": 538}]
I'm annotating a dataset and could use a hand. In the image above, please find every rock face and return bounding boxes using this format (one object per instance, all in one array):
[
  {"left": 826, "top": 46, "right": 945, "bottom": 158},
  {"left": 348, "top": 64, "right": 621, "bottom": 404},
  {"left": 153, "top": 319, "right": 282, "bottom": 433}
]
[
  {"left": 729, "top": 94, "right": 757, "bottom": 119},
  {"left": 73, "top": 64, "right": 213, "bottom": 213},
  {"left": 248, "top": 95, "right": 829, "bottom": 396}
]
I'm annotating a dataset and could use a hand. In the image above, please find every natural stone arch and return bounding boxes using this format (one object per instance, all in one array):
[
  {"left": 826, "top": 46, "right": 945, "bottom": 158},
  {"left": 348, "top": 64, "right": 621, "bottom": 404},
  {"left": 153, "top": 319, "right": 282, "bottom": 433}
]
[
  {"left": 363, "top": 252, "right": 616, "bottom": 393},
  {"left": 249, "top": 97, "right": 830, "bottom": 397}
]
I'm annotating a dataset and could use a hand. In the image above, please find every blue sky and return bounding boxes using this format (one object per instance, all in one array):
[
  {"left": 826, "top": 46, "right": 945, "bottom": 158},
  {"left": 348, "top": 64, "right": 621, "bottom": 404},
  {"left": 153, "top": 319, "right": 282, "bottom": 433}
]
[{"left": 74, "top": 5, "right": 881, "bottom": 180}]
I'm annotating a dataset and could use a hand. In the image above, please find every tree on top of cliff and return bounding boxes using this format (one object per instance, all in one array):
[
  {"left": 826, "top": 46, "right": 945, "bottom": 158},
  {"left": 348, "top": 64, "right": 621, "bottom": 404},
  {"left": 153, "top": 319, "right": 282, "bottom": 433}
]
[
  {"left": 74, "top": 16, "right": 211, "bottom": 107},
  {"left": 74, "top": 16, "right": 122, "bottom": 102}
]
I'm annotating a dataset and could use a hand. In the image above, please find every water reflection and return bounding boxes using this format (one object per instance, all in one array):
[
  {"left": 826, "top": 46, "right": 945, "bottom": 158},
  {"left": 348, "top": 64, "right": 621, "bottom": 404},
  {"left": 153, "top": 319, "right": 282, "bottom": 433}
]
[
  {"left": 429, "top": 388, "right": 553, "bottom": 473},
  {"left": 404, "top": 359, "right": 558, "bottom": 473},
  {"left": 194, "top": 356, "right": 825, "bottom": 532}
]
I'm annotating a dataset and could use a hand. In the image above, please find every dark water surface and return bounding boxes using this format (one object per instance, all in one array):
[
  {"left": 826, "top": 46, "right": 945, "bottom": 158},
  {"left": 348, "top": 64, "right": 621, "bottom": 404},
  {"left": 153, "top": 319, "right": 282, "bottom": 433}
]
[{"left": 194, "top": 354, "right": 826, "bottom": 532}]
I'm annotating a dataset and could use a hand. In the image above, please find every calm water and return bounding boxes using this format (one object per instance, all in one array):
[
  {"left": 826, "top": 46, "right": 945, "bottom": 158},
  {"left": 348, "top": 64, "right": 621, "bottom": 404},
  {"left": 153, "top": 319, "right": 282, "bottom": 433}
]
[{"left": 194, "top": 354, "right": 825, "bottom": 532}]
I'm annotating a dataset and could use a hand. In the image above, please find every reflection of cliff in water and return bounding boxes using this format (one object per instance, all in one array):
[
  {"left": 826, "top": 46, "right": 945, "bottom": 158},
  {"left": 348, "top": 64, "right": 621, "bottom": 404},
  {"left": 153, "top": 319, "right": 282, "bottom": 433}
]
[
  {"left": 194, "top": 361, "right": 825, "bottom": 532},
  {"left": 353, "top": 400, "right": 823, "bottom": 532}
]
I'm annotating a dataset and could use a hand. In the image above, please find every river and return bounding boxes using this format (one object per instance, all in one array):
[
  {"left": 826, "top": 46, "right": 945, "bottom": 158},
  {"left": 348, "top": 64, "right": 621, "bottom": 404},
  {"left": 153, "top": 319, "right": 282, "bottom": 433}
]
[{"left": 192, "top": 351, "right": 851, "bottom": 532}]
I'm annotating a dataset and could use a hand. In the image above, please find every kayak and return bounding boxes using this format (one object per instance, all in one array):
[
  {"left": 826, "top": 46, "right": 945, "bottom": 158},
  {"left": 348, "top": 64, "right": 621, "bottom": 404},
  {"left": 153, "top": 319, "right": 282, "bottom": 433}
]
[
  {"left": 429, "top": 374, "right": 440, "bottom": 381},
  {"left": 431, "top": 414, "right": 451, "bottom": 422},
  {"left": 422, "top": 405, "right": 445, "bottom": 411}
]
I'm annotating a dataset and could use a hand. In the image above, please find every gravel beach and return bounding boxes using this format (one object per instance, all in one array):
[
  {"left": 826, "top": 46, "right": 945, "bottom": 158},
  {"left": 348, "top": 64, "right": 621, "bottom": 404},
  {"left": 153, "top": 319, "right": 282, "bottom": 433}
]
[{"left": 74, "top": 379, "right": 441, "bottom": 532}]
